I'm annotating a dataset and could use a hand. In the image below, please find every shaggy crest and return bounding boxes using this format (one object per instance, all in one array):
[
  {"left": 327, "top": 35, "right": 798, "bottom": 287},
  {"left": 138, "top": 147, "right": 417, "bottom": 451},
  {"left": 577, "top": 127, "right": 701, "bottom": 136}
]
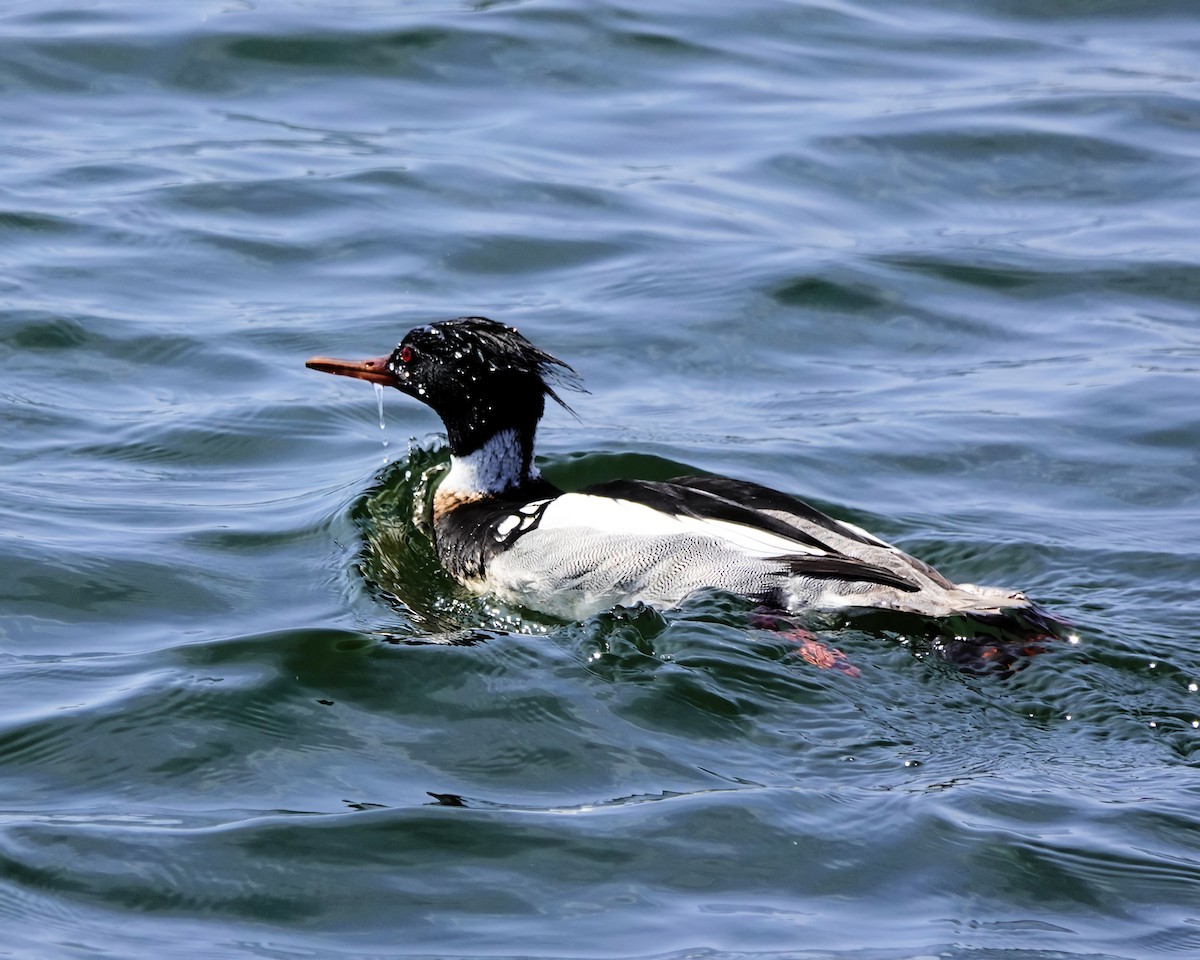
[{"left": 393, "top": 317, "right": 586, "bottom": 415}]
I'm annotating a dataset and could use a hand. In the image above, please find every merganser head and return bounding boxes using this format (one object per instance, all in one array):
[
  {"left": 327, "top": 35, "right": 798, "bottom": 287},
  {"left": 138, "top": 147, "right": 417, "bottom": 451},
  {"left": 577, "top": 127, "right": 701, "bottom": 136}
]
[{"left": 306, "top": 317, "right": 582, "bottom": 458}]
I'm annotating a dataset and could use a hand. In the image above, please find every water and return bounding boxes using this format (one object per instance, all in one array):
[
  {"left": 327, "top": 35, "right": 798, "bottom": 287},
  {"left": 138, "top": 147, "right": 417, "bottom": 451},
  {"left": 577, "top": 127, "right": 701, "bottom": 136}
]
[{"left": 1, "top": 1, "right": 1198, "bottom": 957}]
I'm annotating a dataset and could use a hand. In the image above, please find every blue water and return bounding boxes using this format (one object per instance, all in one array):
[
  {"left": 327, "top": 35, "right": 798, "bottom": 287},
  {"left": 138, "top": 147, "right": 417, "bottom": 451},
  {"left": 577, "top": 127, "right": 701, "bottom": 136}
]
[{"left": 1, "top": 1, "right": 1198, "bottom": 958}]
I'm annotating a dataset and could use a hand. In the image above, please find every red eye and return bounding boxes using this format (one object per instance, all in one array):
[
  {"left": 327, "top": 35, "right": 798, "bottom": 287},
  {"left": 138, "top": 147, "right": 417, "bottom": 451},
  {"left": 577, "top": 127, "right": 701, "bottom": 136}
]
[{"left": 399, "top": 346, "right": 413, "bottom": 363}]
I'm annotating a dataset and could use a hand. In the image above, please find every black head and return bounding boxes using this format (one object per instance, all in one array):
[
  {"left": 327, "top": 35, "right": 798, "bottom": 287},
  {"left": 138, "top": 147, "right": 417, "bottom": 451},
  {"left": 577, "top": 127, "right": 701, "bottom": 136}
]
[{"left": 307, "top": 317, "right": 583, "bottom": 456}]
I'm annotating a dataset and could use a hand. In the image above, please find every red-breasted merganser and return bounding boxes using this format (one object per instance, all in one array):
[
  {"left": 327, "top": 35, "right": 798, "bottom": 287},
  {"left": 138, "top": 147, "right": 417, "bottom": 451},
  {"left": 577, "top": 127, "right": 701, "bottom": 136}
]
[{"left": 307, "top": 317, "right": 1050, "bottom": 628}]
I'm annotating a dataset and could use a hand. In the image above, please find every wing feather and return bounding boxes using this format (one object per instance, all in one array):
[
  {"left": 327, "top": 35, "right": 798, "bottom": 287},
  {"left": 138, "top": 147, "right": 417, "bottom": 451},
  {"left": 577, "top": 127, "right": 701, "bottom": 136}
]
[
  {"left": 771, "top": 554, "right": 920, "bottom": 593},
  {"left": 580, "top": 478, "right": 839, "bottom": 554},
  {"left": 537, "top": 488, "right": 827, "bottom": 557},
  {"left": 666, "top": 474, "right": 892, "bottom": 547},
  {"left": 565, "top": 477, "right": 927, "bottom": 594}
]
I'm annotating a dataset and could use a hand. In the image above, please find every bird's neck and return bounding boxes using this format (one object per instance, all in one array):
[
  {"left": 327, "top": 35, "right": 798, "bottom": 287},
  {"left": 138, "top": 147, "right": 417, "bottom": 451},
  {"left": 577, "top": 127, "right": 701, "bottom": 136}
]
[{"left": 439, "top": 427, "right": 540, "bottom": 505}]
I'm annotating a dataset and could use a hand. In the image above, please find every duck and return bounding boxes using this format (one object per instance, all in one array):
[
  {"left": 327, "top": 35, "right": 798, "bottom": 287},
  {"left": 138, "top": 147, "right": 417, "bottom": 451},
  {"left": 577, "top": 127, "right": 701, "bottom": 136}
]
[{"left": 307, "top": 317, "right": 1051, "bottom": 631}]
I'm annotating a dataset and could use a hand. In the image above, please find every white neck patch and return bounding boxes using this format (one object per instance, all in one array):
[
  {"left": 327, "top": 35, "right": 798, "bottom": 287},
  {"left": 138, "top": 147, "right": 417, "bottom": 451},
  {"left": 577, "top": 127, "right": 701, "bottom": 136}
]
[{"left": 440, "top": 428, "right": 538, "bottom": 498}]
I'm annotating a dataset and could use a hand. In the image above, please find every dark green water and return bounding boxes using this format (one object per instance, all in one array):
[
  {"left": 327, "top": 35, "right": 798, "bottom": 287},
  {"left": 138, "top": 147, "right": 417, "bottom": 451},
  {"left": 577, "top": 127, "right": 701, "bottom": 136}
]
[{"left": 2, "top": 1, "right": 1198, "bottom": 958}]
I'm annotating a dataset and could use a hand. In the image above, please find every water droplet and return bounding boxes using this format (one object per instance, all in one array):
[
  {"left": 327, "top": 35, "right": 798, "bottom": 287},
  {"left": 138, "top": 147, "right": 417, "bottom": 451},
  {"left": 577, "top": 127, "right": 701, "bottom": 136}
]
[
  {"left": 372, "top": 382, "right": 386, "bottom": 431},
  {"left": 372, "top": 383, "right": 389, "bottom": 462}
]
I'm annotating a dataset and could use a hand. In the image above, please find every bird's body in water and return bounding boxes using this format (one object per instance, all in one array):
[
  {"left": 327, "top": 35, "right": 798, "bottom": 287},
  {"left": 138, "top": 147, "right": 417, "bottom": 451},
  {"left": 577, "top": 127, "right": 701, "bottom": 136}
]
[{"left": 308, "top": 317, "right": 1059, "bottom": 669}]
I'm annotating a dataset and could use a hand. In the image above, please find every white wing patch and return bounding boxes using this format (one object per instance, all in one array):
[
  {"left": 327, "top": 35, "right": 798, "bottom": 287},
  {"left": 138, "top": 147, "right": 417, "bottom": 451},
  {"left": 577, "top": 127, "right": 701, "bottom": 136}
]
[
  {"left": 495, "top": 514, "right": 521, "bottom": 539},
  {"left": 493, "top": 506, "right": 547, "bottom": 543},
  {"left": 537, "top": 493, "right": 829, "bottom": 557}
]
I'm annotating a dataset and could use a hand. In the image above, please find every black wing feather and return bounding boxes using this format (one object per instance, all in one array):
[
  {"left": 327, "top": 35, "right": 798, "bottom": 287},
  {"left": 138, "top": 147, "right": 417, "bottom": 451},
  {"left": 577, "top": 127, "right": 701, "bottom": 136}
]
[
  {"left": 674, "top": 474, "right": 955, "bottom": 590},
  {"left": 581, "top": 478, "right": 836, "bottom": 554},
  {"left": 771, "top": 554, "right": 920, "bottom": 593},
  {"left": 667, "top": 474, "right": 884, "bottom": 547},
  {"left": 578, "top": 476, "right": 924, "bottom": 594}
]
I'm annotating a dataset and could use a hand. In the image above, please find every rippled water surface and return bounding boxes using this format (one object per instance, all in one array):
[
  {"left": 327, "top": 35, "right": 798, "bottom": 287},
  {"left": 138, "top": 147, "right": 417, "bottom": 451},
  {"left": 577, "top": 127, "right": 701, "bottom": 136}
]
[{"left": 2, "top": 1, "right": 1198, "bottom": 958}]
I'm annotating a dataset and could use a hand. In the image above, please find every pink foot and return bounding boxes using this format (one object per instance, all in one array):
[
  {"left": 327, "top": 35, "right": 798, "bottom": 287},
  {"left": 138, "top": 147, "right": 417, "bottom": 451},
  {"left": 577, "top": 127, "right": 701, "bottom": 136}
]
[{"left": 782, "top": 628, "right": 862, "bottom": 679}]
